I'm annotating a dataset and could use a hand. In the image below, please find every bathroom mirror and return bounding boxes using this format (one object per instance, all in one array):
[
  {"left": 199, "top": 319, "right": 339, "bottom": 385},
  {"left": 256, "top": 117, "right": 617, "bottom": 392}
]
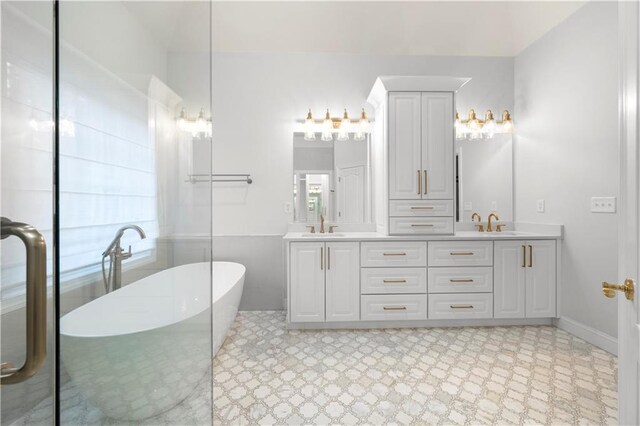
[
  {"left": 456, "top": 134, "right": 513, "bottom": 222},
  {"left": 293, "top": 133, "right": 372, "bottom": 224}
]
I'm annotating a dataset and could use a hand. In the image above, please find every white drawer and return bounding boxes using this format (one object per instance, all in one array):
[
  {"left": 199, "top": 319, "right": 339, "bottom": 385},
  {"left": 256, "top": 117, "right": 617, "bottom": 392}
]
[
  {"left": 390, "top": 217, "right": 454, "bottom": 235},
  {"left": 361, "top": 294, "right": 427, "bottom": 321},
  {"left": 428, "top": 293, "right": 493, "bottom": 319},
  {"left": 428, "top": 267, "right": 493, "bottom": 293},
  {"left": 361, "top": 242, "right": 427, "bottom": 267},
  {"left": 428, "top": 241, "right": 493, "bottom": 266},
  {"left": 361, "top": 268, "right": 427, "bottom": 294},
  {"left": 389, "top": 200, "right": 454, "bottom": 217}
]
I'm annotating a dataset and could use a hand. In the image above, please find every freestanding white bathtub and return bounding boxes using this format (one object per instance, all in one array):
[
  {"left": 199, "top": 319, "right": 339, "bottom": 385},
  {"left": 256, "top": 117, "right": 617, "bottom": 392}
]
[{"left": 60, "top": 261, "right": 245, "bottom": 420}]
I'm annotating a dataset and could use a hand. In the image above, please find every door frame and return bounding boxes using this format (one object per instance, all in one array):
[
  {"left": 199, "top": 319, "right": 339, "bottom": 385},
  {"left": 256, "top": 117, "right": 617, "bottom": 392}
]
[{"left": 618, "top": 1, "right": 639, "bottom": 423}]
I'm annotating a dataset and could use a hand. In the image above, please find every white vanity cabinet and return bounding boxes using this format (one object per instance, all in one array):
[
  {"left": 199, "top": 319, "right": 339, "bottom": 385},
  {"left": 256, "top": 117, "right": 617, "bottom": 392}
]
[
  {"left": 289, "top": 241, "right": 360, "bottom": 323},
  {"left": 494, "top": 240, "right": 556, "bottom": 318}
]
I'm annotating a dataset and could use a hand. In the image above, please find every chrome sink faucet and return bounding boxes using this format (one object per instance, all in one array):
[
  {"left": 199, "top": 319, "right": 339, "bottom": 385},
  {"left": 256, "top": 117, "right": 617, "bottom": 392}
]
[{"left": 102, "top": 225, "right": 146, "bottom": 293}]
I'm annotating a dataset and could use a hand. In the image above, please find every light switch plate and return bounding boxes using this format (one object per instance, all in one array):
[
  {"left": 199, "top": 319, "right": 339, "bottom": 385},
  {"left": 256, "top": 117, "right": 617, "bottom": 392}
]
[
  {"left": 463, "top": 202, "right": 473, "bottom": 211},
  {"left": 536, "top": 199, "right": 545, "bottom": 213},
  {"left": 591, "top": 197, "right": 616, "bottom": 213}
]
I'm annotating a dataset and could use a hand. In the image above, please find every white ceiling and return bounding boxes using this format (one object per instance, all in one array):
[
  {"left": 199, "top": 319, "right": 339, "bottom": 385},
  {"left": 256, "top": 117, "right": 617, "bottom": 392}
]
[{"left": 126, "top": 1, "right": 587, "bottom": 57}]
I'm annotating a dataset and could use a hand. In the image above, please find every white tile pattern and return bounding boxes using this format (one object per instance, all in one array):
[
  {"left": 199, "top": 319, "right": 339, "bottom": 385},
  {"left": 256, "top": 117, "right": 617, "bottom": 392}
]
[
  {"left": 213, "top": 311, "right": 617, "bottom": 425},
  {"left": 12, "top": 311, "right": 617, "bottom": 425}
]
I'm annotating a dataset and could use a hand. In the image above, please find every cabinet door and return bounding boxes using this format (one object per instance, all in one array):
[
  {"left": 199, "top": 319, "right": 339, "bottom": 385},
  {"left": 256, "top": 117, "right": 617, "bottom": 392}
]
[
  {"left": 525, "top": 240, "right": 557, "bottom": 318},
  {"left": 421, "top": 93, "right": 454, "bottom": 200},
  {"left": 290, "top": 242, "right": 325, "bottom": 322},
  {"left": 326, "top": 242, "right": 360, "bottom": 322},
  {"left": 388, "top": 92, "right": 422, "bottom": 200},
  {"left": 494, "top": 241, "right": 526, "bottom": 318}
]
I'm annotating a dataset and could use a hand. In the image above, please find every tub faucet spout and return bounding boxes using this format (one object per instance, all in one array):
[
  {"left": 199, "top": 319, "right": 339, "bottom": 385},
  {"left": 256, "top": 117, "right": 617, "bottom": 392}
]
[{"left": 102, "top": 225, "right": 146, "bottom": 293}]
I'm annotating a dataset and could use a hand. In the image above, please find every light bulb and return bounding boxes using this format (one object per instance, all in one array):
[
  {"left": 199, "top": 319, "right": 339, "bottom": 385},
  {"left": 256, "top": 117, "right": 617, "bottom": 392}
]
[
  {"left": 337, "top": 109, "right": 350, "bottom": 141},
  {"left": 177, "top": 108, "right": 187, "bottom": 130},
  {"left": 501, "top": 110, "right": 514, "bottom": 133},
  {"left": 321, "top": 109, "right": 333, "bottom": 142},
  {"left": 483, "top": 110, "right": 497, "bottom": 138},
  {"left": 354, "top": 108, "right": 368, "bottom": 141},
  {"left": 455, "top": 112, "right": 466, "bottom": 139},
  {"left": 467, "top": 109, "right": 480, "bottom": 131},
  {"left": 304, "top": 109, "right": 316, "bottom": 141},
  {"left": 196, "top": 108, "right": 206, "bottom": 133}
]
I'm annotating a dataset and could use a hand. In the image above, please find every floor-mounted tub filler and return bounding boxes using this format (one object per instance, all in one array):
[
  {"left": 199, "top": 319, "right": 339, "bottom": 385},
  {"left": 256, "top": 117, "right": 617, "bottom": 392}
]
[{"left": 60, "top": 261, "right": 245, "bottom": 420}]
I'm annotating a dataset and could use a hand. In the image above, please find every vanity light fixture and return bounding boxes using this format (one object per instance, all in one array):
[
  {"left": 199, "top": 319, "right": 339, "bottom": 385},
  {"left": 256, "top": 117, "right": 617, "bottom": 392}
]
[
  {"left": 299, "top": 108, "right": 371, "bottom": 141},
  {"left": 176, "top": 107, "right": 212, "bottom": 137},
  {"left": 455, "top": 109, "right": 514, "bottom": 140}
]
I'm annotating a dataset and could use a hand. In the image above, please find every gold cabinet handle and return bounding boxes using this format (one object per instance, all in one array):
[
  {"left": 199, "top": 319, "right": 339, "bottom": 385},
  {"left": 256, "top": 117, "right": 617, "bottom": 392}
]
[
  {"left": 327, "top": 247, "right": 331, "bottom": 270},
  {"left": 450, "top": 252, "right": 473, "bottom": 256},
  {"left": 410, "top": 206, "right": 434, "bottom": 210},
  {"left": 450, "top": 279, "right": 474, "bottom": 283},
  {"left": 528, "top": 245, "right": 533, "bottom": 268},
  {"left": 383, "top": 279, "right": 407, "bottom": 283},
  {"left": 320, "top": 247, "right": 323, "bottom": 270},
  {"left": 383, "top": 252, "right": 406, "bottom": 256},
  {"left": 602, "top": 279, "right": 635, "bottom": 301},
  {"left": 424, "top": 170, "right": 428, "bottom": 195},
  {"left": 383, "top": 306, "right": 407, "bottom": 311},
  {"left": 417, "top": 170, "right": 421, "bottom": 195},
  {"left": 450, "top": 304, "right": 474, "bottom": 309},
  {"left": 522, "top": 245, "right": 526, "bottom": 268}
]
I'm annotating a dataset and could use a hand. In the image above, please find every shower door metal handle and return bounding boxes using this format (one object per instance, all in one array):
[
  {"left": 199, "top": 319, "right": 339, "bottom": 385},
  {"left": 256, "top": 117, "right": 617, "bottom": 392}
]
[{"left": 0, "top": 217, "right": 47, "bottom": 385}]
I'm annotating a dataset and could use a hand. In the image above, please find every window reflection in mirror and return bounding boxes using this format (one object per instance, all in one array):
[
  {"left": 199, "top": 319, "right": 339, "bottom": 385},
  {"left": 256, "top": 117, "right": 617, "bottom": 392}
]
[{"left": 293, "top": 134, "right": 372, "bottom": 224}]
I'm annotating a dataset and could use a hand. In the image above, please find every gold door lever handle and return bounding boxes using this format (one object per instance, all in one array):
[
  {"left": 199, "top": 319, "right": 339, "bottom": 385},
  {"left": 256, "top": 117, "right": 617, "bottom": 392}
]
[{"left": 602, "top": 279, "right": 634, "bottom": 301}]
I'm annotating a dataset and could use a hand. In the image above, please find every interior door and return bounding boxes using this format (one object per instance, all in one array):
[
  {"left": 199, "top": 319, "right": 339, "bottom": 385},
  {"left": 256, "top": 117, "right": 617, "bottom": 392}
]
[
  {"left": 337, "top": 166, "right": 365, "bottom": 223},
  {"left": 1, "top": 2, "right": 56, "bottom": 424},
  {"left": 421, "top": 92, "right": 454, "bottom": 200},
  {"left": 617, "top": 2, "right": 640, "bottom": 423},
  {"left": 388, "top": 92, "right": 422, "bottom": 200}
]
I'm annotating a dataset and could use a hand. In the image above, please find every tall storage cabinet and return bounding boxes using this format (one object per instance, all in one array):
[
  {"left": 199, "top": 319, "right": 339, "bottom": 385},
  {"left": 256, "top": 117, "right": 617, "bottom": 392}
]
[{"left": 368, "top": 77, "right": 466, "bottom": 236}]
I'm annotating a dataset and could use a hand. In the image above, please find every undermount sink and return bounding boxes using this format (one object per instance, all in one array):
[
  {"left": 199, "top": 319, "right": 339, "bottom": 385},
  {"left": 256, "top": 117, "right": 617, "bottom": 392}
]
[{"left": 302, "top": 233, "right": 345, "bottom": 237}]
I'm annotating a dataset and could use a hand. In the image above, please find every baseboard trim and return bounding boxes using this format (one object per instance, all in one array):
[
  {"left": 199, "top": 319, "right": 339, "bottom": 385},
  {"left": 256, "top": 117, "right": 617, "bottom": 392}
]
[
  {"left": 288, "top": 317, "right": 553, "bottom": 330},
  {"left": 554, "top": 316, "right": 617, "bottom": 355}
]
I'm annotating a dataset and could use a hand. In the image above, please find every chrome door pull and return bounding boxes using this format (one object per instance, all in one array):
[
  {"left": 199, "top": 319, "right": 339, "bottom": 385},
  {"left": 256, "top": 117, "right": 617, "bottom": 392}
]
[{"left": 0, "top": 217, "right": 47, "bottom": 384}]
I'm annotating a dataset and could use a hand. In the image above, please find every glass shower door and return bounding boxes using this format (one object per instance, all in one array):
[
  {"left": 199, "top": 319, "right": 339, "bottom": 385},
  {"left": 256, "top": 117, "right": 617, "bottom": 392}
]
[
  {"left": 56, "top": 1, "right": 213, "bottom": 424},
  {"left": 0, "top": 1, "right": 56, "bottom": 425}
]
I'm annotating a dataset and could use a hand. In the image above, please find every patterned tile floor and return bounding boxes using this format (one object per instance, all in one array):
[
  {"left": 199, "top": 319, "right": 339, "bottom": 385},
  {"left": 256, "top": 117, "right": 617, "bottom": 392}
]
[
  {"left": 213, "top": 311, "right": 618, "bottom": 425},
  {"left": 13, "top": 311, "right": 618, "bottom": 425}
]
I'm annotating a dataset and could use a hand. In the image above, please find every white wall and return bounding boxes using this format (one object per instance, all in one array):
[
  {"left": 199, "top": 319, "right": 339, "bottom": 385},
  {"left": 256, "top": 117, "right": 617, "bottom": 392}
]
[
  {"left": 514, "top": 2, "right": 619, "bottom": 339},
  {"left": 168, "top": 52, "right": 514, "bottom": 309}
]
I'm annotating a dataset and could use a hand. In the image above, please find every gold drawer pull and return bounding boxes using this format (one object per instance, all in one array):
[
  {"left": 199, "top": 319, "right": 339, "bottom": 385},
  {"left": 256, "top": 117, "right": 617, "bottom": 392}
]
[
  {"left": 411, "top": 224, "right": 434, "bottom": 227},
  {"left": 383, "top": 306, "right": 407, "bottom": 311},
  {"left": 383, "top": 252, "right": 406, "bottom": 256},
  {"left": 450, "top": 304, "right": 474, "bottom": 309},
  {"left": 449, "top": 279, "right": 474, "bottom": 283},
  {"left": 383, "top": 279, "right": 407, "bottom": 283},
  {"left": 410, "top": 206, "right": 434, "bottom": 210},
  {"left": 450, "top": 252, "right": 474, "bottom": 256}
]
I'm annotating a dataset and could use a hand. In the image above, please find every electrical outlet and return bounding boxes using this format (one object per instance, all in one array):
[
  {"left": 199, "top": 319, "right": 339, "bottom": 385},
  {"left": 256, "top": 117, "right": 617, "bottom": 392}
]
[
  {"left": 284, "top": 202, "right": 292, "bottom": 214},
  {"left": 463, "top": 202, "right": 473, "bottom": 211},
  {"left": 536, "top": 199, "right": 545, "bottom": 213},
  {"left": 491, "top": 201, "right": 497, "bottom": 211},
  {"left": 591, "top": 197, "right": 616, "bottom": 213}
]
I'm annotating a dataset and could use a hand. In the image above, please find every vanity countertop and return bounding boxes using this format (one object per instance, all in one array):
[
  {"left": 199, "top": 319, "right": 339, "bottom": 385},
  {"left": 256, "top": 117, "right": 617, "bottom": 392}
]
[{"left": 283, "top": 228, "right": 562, "bottom": 242}]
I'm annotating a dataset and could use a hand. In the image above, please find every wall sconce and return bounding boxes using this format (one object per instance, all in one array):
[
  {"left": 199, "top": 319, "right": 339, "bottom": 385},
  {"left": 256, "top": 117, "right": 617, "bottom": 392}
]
[
  {"left": 177, "top": 107, "right": 212, "bottom": 137},
  {"left": 301, "top": 108, "right": 370, "bottom": 141},
  {"left": 455, "top": 109, "right": 514, "bottom": 140}
]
